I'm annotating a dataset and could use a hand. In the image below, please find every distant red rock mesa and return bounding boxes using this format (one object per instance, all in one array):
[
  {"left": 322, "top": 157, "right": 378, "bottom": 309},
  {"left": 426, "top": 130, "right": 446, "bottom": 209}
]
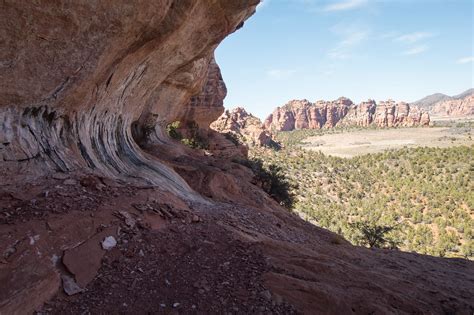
[
  {"left": 264, "top": 97, "right": 430, "bottom": 131},
  {"left": 431, "top": 94, "right": 474, "bottom": 117}
]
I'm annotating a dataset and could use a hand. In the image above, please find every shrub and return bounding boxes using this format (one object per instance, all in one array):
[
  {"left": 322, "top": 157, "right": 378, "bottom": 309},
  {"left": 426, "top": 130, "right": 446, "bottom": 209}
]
[
  {"left": 350, "top": 221, "right": 399, "bottom": 249},
  {"left": 181, "top": 137, "right": 208, "bottom": 149},
  {"left": 236, "top": 158, "right": 296, "bottom": 209},
  {"left": 166, "top": 121, "right": 182, "bottom": 140},
  {"left": 167, "top": 120, "right": 209, "bottom": 149},
  {"left": 224, "top": 132, "right": 242, "bottom": 146}
]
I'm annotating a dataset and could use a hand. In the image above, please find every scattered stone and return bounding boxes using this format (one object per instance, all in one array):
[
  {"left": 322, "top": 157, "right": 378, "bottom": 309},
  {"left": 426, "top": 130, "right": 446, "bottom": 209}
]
[
  {"left": 261, "top": 290, "right": 272, "bottom": 300},
  {"left": 29, "top": 235, "right": 40, "bottom": 245},
  {"left": 3, "top": 246, "right": 16, "bottom": 258},
  {"left": 102, "top": 236, "right": 117, "bottom": 250},
  {"left": 192, "top": 215, "right": 201, "bottom": 223},
  {"left": 52, "top": 173, "right": 69, "bottom": 180},
  {"left": 61, "top": 275, "right": 84, "bottom": 296},
  {"left": 63, "top": 179, "right": 77, "bottom": 186},
  {"left": 173, "top": 303, "right": 180, "bottom": 308},
  {"left": 50, "top": 254, "right": 60, "bottom": 266},
  {"left": 118, "top": 211, "right": 136, "bottom": 228}
]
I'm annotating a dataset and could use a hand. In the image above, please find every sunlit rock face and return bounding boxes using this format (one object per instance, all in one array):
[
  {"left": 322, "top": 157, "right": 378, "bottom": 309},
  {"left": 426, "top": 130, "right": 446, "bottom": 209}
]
[
  {"left": 0, "top": 0, "right": 259, "bottom": 196},
  {"left": 431, "top": 94, "right": 474, "bottom": 117},
  {"left": 211, "top": 107, "right": 275, "bottom": 147},
  {"left": 264, "top": 98, "right": 429, "bottom": 131}
]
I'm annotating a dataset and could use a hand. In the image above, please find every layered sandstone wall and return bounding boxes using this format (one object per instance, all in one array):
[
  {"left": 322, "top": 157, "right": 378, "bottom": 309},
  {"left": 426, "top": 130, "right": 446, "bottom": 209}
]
[
  {"left": 211, "top": 107, "right": 275, "bottom": 147},
  {"left": 0, "top": 0, "right": 259, "bottom": 197},
  {"left": 431, "top": 94, "right": 474, "bottom": 117},
  {"left": 264, "top": 98, "right": 430, "bottom": 131}
]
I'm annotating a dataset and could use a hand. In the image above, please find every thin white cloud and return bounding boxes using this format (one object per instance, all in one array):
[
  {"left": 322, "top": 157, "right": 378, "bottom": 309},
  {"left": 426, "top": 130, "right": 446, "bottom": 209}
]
[
  {"left": 395, "top": 32, "right": 435, "bottom": 44},
  {"left": 402, "top": 45, "right": 428, "bottom": 56},
  {"left": 340, "top": 30, "right": 368, "bottom": 46},
  {"left": 266, "top": 69, "right": 297, "bottom": 79},
  {"left": 456, "top": 56, "right": 474, "bottom": 64},
  {"left": 378, "top": 31, "right": 399, "bottom": 40},
  {"left": 327, "top": 49, "right": 350, "bottom": 60},
  {"left": 327, "top": 27, "right": 369, "bottom": 60},
  {"left": 323, "top": 0, "right": 368, "bottom": 12}
]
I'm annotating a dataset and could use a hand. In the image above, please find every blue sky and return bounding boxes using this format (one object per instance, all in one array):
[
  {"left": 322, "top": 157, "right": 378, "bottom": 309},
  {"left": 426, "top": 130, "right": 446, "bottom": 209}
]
[{"left": 215, "top": 0, "right": 474, "bottom": 119}]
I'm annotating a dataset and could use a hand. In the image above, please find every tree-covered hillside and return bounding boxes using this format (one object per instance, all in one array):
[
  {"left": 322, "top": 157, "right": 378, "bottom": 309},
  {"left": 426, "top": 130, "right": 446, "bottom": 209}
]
[{"left": 251, "top": 142, "right": 473, "bottom": 259}]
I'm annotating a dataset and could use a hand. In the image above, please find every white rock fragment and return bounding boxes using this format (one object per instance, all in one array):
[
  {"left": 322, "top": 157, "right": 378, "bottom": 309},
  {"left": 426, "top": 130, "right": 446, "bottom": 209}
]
[
  {"left": 29, "top": 235, "right": 40, "bottom": 245},
  {"left": 61, "top": 275, "right": 84, "bottom": 296},
  {"left": 102, "top": 236, "right": 117, "bottom": 250},
  {"left": 51, "top": 254, "right": 60, "bottom": 266}
]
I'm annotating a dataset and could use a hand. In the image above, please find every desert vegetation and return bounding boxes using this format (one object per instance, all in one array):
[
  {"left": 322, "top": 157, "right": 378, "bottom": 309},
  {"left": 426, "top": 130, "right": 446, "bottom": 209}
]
[
  {"left": 166, "top": 121, "right": 209, "bottom": 149},
  {"left": 251, "top": 127, "right": 473, "bottom": 259}
]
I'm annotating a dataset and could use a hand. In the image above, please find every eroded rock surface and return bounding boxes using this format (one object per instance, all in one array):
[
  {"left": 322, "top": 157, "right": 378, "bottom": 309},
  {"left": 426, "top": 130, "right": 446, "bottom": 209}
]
[
  {"left": 211, "top": 107, "right": 277, "bottom": 147},
  {"left": 431, "top": 94, "right": 474, "bottom": 117},
  {"left": 0, "top": 0, "right": 258, "bottom": 199},
  {"left": 411, "top": 88, "right": 474, "bottom": 117},
  {"left": 264, "top": 98, "right": 430, "bottom": 131}
]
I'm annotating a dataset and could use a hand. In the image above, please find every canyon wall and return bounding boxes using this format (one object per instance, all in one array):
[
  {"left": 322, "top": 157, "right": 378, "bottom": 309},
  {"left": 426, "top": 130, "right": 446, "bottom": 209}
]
[
  {"left": 431, "top": 94, "right": 474, "bottom": 117},
  {"left": 0, "top": 0, "right": 258, "bottom": 198},
  {"left": 264, "top": 98, "right": 430, "bottom": 131},
  {"left": 411, "top": 88, "right": 474, "bottom": 117}
]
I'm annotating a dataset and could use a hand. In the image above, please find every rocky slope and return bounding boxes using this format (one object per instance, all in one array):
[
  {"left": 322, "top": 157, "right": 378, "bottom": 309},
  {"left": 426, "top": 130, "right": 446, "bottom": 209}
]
[
  {"left": 431, "top": 93, "right": 474, "bottom": 117},
  {"left": 211, "top": 107, "right": 277, "bottom": 147},
  {"left": 264, "top": 98, "right": 430, "bottom": 131},
  {"left": 411, "top": 93, "right": 452, "bottom": 111},
  {"left": 411, "top": 88, "right": 474, "bottom": 117},
  {"left": 0, "top": 1, "right": 473, "bottom": 314}
]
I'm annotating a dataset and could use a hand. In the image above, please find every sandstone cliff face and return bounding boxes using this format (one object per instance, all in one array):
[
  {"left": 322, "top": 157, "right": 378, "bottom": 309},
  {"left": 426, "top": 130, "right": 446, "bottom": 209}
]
[
  {"left": 264, "top": 98, "right": 352, "bottom": 131},
  {"left": 264, "top": 98, "right": 430, "bottom": 131},
  {"left": 0, "top": 0, "right": 258, "bottom": 197},
  {"left": 211, "top": 107, "right": 276, "bottom": 147},
  {"left": 411, "top": 88, "right": 474, "bottom": 116},
  {"left": 431, "top": 94, "right": 474, "bottom": 117},
  {"left": 372, "top": 100, "right": 430, "bottom": 127}
]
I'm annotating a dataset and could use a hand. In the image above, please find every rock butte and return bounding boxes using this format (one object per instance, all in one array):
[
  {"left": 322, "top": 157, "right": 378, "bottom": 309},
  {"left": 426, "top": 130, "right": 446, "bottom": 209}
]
[
  {"left": 0, "top": 1, "right": 473, "bottom": 314},
  {"left": 211, "top": 107, "right": 278, "bottom": 147},
  {"left": 264, "top": 98, "right": 430, "bottom": 132}
]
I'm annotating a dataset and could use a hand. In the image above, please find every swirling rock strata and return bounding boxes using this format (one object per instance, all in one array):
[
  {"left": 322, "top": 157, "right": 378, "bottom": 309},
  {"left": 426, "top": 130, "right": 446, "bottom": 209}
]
[{"left": 0, "top": 0, "right": 259, "bottom": 199}]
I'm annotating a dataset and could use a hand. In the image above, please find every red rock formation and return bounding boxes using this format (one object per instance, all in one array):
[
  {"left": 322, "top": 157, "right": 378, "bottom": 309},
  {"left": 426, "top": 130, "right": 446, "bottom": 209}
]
[
  {"left": 431, "top": 94, "right": 474, "bottom": 117},
  {"left": 264, "top": 98, "right": 353, "bottom": 131},
  {"left": 343, "top": 100, "right": 376, "bottom": 126},
  {"left": 0, "top": 0, "right": 258, "bottom": 195},
  {"left": 264, "top": 98, "right": 430, "bottom": 131},
  {"left": 211, "top": 107, "right": 276, "bottom": 147}
]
